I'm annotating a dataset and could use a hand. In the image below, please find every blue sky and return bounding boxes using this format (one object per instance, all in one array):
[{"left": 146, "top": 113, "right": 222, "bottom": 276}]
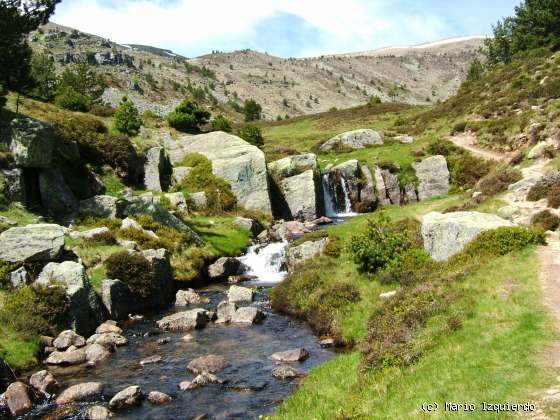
[{"left": 52, "top": 0, "right": 521, "bottom": 58}]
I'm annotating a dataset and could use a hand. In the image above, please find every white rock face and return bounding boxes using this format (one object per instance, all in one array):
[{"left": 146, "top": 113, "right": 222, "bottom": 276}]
[
  {"left": 422, "top": 211, "right": 513, "bottom": 261},
  {"left": 0, "top": 224, "right": 66, "bottom": 263},
  {"left": 166, "top": 132, "right": 271, "bottom": 214},
  {"left": 320, "top": 129, "right": 383, "bottom": 152},
  {"left": 287, "top": 238, "right": 329, "bottom": 269},
  {"left": 413, "top": 155, "right": 450, "bottom": 201}
]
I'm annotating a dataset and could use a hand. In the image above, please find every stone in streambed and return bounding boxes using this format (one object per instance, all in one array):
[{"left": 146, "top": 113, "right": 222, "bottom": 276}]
[
  {"left": 271, "top": 365, "right": 302, "bottom": 380},
  {"left": 156, "top": 308, "right": 209, "bottom": 331},
  {"left": 96, "top": 321, "right": 122, "bottom": 335},
  {"left": 271, "top": 348, "right": 309, "bottom": 363},
  {"left": 85, "top": 405, "right": 113, "bottom": 419},
  {"left": 227, "top": 285, "right": 254, "bottom": 304},
  {"left": 4, "top": 382, "right": 32, "bottom": 417},
  {"left": 187, "top": 355, "right": 230, "bottom": 374},
  {"left": 29, "top": 370, "right": 57, "bottom": 395},
  {"left": 147, "top": 391, "right": 172, "bottom": 405},
  {"left": 56, "top": 382, "right": 104, "bottom": 405},
  {"left": 231, "top": 307, "right": 265, "bottom": 324},
  {"left": 109, "top": 385, "right": 143, "bottom": 410}
]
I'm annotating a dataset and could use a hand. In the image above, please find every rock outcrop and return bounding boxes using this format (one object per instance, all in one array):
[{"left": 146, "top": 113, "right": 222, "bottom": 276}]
[
  {"left": 422, "top": 211, "right": 513, "bottom": 261},
  {"left": 166, "top": 132, "right": 271, "bottom": 214},
  {"left": 9, "top": 117, "right": 55, "bottom": 168},
  {"left": 319, "top": 129, "right": 383, "bottom": 152},
  {"left": 375, "top": 167, "right": 402, "bottom": 206},
  {"left": 39, "top": 168, "right": 79, "bottom": 216},
  {"left": 287, "top": 238, "right": 329, "bottom": 269},
  {"left": 0, "top": 224, "right": 66, "bottom": 263},
  {"left": 413, "top": 155, "right": 450, "bottom": 201},
  {"left": 144, "top": 147, "right": 172, "bottom": 192}
]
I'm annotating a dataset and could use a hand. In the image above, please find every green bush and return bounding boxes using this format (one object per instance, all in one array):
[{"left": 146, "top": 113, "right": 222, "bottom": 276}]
[
  {"left": 114, "top": 96, "right": 142, "bottom": 135},
  {"left": 211, "top": 115, "right": 232, "bottom": 133},
  {"left": 368, "top": 95, "right": 382, "bottom": 105},
  {"left": 427, "top": 140, "right": 466, "bottom": 157},
  {"left": 167, "top": 99, "right": 210, "bottom": 132},
  {"left": 548, "top": 184, "right": 560, "bottom": 208},
  {"left": 82, "top": 231, "right": 117, "bottom": 246},
  {"left": 477, "top": 167, "right": 522, "bottom": 196},
  {"left": 379, "top": 248, "right": 435, "bottom": 286},
  {"left": 448, "top": 154, "right": 492, "bottom": 190},
  {"left": 0, "top": 261, "right": 20, "bottom": 290},
  {"left": 243, "top": 98, "right": 262, "bottom": 122},
  {"left": 90, "top": 105, "right": 116, "bottom": 117},
  {"left": 236, "top": 124, "right": 264, "bottom": 148},
  {"left": 461, "top": 226, "right": 546, "bottom": 258},
  {"left": 55, "top": 85, "right": 91, "bottom": 112},
  {"left": 451, "top": 121, "right": 467, "bottom": 134},
  {"left": 103, "top": 134, "right": 142, "bottom": 183},
  {"left": 172, "top": 246, "right": 216, "bottom": 282},
  {"left": 531, "top": 210, "right": 560, "bottom": 231},
  {"left": 105, "top": 251, "right": 154, "bottom": 298},
  {"left": 527, "top": 175, "right": 560, "bottom": 202},
  {"left": 136, "top": 215, "right": 194, "bottom": 251},
  {"left": 119, "top": 227, "right": 166, "bottom": 251}
]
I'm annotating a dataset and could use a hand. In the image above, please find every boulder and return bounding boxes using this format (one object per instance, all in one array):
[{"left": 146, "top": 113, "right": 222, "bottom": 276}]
[
  {"left": 498, "top": 205, "right": 521, "bottom": 220},
  {"left": 147, "top": 391, "right": 172, "bottom": 405},
  {"left": 527, "top": 140, "right": 556, "bottom": 159},
  {"left": 269, "top": 220, "right": 310, "bottom": 241},
  {"left": 70, "top": 227, "right": 111, "bottom": 241},
  {"left": 1, "top": 168, "right": 26, "bottom": 203},
  {"left": 46, "top": 349, "right": 86, "bottom": 366},
  {"left": 215, "top": 301, "right": 237, "bottom": 323},
  {"left": 179, "top": 373, "right": 222, "bottom": 391},
  {"left": 39, "top": 168, "right": 79, "bottom": 216},
  {"left": 164, "top": 192, "right": 188, "bottom": 211},
  {"left": 319, "top": 129, "right": 383, "bottom": 152},
  {"left": 8, "top": 266, "right": 28, "bottom": 288},
  {"left": 121, "top": 217, "right": 142, "bottom": 231},
  {"left": 287, "top": 238, "right": 329, "bottom": 269},
  {"left": 189, "top": 192, "right": 207, "bottom": 210},
  {"left": 187, "top": 355, "right": 230, "bottom": 374},
  {"left": 37, "top": 262, "right": 106, "bottom": 336},
  {"left": 175, "top": 289, "right": 208, "bottom": 306},
  {"left": 56, "top": 382, "right": 104, "bottom": 405},
  {"left": 271, "top": 348, "right": 309, "bottom": 362},
  {"left": 208, "top": 257, "right": 245, "bottom": 280},
  {"left": 508, "top": 175, "right": 544, "bottom": 194},
  {"left": 4, "top": 382, "right": 32, "bottom": 417},
  {"left": 231, "top": 307, "right": 265, "bottom": 324},
  {"left": 172, "top": 166, "right": 192, "bottom": 185},
  {"left": 0, "top": 358, "right": 15, "bottom": 394},
  {"left": 85, "top": 343, "right": 112, "bottom": 364},
  {"left": 228, "top": 285, "right": 254, "bottom": 304},
  {"left": 375, "top": 167, "right": 401, "bottom": 205},
  {"left": 379, "top": 290, "right": 398, "bottom": 299},
  {"left": 29, "top": 370, "right": 57, "bottom": 395},
  {"left": 144, "top": 147, "right": 172, "bottom": 192},
  {"left": 166, "top": 131, "right": 271, "bottom": 213},
  {"left": 421, "top": 211, "right": 513, "bottom": 261},
  {"left": 402, "top": 182, "right": 418, "bottom": 205},
  {"left": 271, "top": 365, "right": 301, "bottom": 380},
  {"left": 413, "top": 156, "right": 450, "bottom": 201},
  {"left": 96, "top": 321, "right": 122, "bottom": 335},
  {"left": 87, "top": 333, "right": 128, "bottom": 348},
  {"left": 156, "top": 308, "right": 209, "bottom": 331},
  {"left": 234, "top": 217, "right": 264, "bottom": 236},
  {"left": 109, "top": 385, "right": 143, "bottom": 410},
  {"left": 396, "top": 134, "right": 414, "bottom": 144},
  {"left": 9, "top": 117, "right": 55, "bottom": 168},
  {"left": 79, "top": 195, "right": 122, "bottom": 219},
  {"left": 85, "top": 405, "right": 113, "bottom": 420},
  {"left": 0, "top": 224, "right": 65, "bottom": 263},
  {"left": 53, "top": 330, "right": 86, "bottom": 350}
]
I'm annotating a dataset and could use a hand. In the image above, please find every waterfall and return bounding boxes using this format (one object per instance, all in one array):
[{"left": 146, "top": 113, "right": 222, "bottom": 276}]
[
  {"left": 322, "top": 173, "right": 358, "bottom": 218},
  {"left": 237, "top": 242, "right": 289, "bottom": 285}
]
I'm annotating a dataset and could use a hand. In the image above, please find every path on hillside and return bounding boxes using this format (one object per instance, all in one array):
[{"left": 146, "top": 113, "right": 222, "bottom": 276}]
[{"left": 448, "top": 132, "right": 509, "bottom": 162}]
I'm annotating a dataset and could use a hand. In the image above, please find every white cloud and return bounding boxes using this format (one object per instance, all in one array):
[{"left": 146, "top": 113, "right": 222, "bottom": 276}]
[{"left": 51, "top": 0, "right": 456, "bottom": 57}]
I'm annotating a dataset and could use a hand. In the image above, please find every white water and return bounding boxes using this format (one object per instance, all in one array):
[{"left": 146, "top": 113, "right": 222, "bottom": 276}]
[
  {"left": 237, "top": 242, "right": 289, "bottom": 285},
  {"left": 322, "top": 173, "right": 358, "bottom": 218}
]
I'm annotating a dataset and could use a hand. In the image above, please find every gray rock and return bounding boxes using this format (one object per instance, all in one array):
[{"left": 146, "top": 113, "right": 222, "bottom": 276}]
[
  {"left": 527, "top": 140, "right": 555, "bottom": 159},
  {"left": 53, "top": 330, "right": 86, "bottom": 350},
  {"left": 320, "top": 129, "right": 383, "bottom": 152},
  {"left": 37, "top": 262, "right": 105, "bottom": 336},
  {"left": 180, "top": 373, "right": 222, "bottom": 391},
  {"left": 208, "top": 257, "right": 244, "bottom": 279},
  {"left": 56, "top": 382, "right": 104, "bottom": 405},
  {"left": 215, "top": 301, "right": 237, "bottom": 324},
  {"left": 402, "top": 183, "right": 418, "bottom": 205},
  {"left": 39, "top": 168, "right": 79, "bottom": 215},
  {"left": 413, "top": 156, "right": 450, "bottom": 201},
  {"left": 9, "top": 117, "right": 55, "bottom": 168},
  {"left": 287, "top": 238, "right": 329, "bottom": 269},
  {"left": 379, "top": 290, "right": 398, "bottom": 299},
  {"left": 140, "top": 356, "right": 162, "bottom": 366},
  {"left": 147, "top": 391, "right": 172, "bottom": 405},
  {"left": 85, "top": 344, "right": 112, "bottom": 364},
  {"left": 0, "top": 359, "right": 15, "bottom": 395},
  {"left": 227, "top": 285, "right": 254, "bottom": 304},
  {"left": 271, "top": 365, "right": 301, "bottom": 380},
  {"left": 396, "top": 134, "right": 414, "bottom": 143},
  {"left": 87, "top": 333, "right": 128, "bottom": 348},
  {"left": 422, "top": 211, "right": 513, "bottom": 261},
  {"left": 189, "top": 191, "right": 207, "bottom": 210},
  {"left": 497, "top": 205, "right": 521, "bottom": 220},
  {"left": 269, "top": 220, "right": 310, "bottom": 241},
  {"left": 375, "top": 167, "right": 401, "bottom": 205},
  {"left": 156, "top": 308, "right": 209, "bottom": 331},
  {"left": 69, "top": 227, "right": 111, "bottom": 240},
  {"left": 8, "top": 267, "right": 28, "bottom": 289},
  {"left": 164, "top": 192, "right": 188, "bottom": 211},
  {"left": 268, "top": 153, "right": 318, "bottom": 179},
  {"left": 271, "top": 348, "right": 309, "bottom": 362},
  {"left": 4, "top": 382, "right": 32, "bottom": 417},
  {"left": 121, "top": 217, "right": 142, "bottom": 231},
  {"left": 175, "top": 289, "right": 208, "bottom": 306},
  {"left": 231, "top": 307, "right": 265, "bottom": 324},
  {"left": 172, "top": 166, "right": 192, "bottom": 185},
  {"left": 109, "top": 385, "right": 143, "bottom": 410},
  {"left": 79, "top": 195, "right": 122, "bottom": 219},
  {"left": 508, "top": 175, "right": 544, "bottom": 194},
  {"left": 85, "top": 405, "right": 113, "bottom": 419},
  {"left": 187, "top": 355, "right": 230, "bottom": 374},
  {"left": 144, "top": 147, "right": 171, "bottom": 192},
  {"left": 46, "top": 349, "right": 86, "bottom": 366},
  {"left": 0, "top": 224, "right": 65, "bottom": 263},
  {"left": 96, "top": 321, "right": 122, "bottom": 335},
  {"left": 233, "top": 217, "right": 264, "bottom": 236},
  {"left": 166, "top": 131, "right": 271, "bottom": 214},
  {"left": 29, "top": 370, "right": 57, "bottom": 395},
  {"left": 1, "top": 168, "right": 26, "bottom": 203}
]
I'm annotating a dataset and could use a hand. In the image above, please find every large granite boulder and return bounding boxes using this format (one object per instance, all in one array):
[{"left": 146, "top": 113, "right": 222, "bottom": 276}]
[
  {"left": 36, "top": 262, "right": 106, "bottom": 336},
  {"left": 422, "top": 211, "right": 513, "bottom": 261},
  {"left": 413, "top": 156, "right": 450, "bottom": 201},
  {"left": 165, "top": 132, "right": 271, "bottom": 214},
  {"left": 78, "top": 195, "right": 123, "bottom": 219},
  {"left": 268, "top": 154, "right": 323, "bottom": 221},
  {"left": 375, "top": 167, "right": 401, "bottom": 206},
  {"left": 1, "top": 168, "right": 26, "bottom": 204},
  {"left": 9, "top": 117, "right": 55, "bottom": 168},
  {"left": 0, "top": 224, "right": 65, "bottom": 263},
  {"left": 287, "top": 238, "right": 329, "bottom": 269},
  {"left": 319, "top": 129, "right": 383, "bottom": 152},
  {"left": 156, "top": 308, "right": 209, "bottom": 331},
  {"left": 172, "top": 166, "right": 192, "bottom": 185},
  {"left": 208, "top": 257, "right": 245, "bottom": 280},
  {"left": 56, "top": 382, "right": 104, "bottom": 405},
  {"left": 4, "top": 382, "right": 32, "bottom": 417},
  {"left": 101, "top": 249, "right": 174, "bottom": 320},
  {"left": 39, "top": 168, "right": 79, "bottom": 216},
  {"left": 144, "top": 147, "right": 172, "bottom": 192}
]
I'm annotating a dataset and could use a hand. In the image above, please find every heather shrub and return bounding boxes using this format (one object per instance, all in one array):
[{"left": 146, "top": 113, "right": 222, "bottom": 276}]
[
  {"left": 531, "top": 210, "right": 560, "bottom": 231},
  {"left": 105, "top": 251, "right": 154, "bottom": 298},
  {"left": 477, "top": 167, "right": 522, "bottom": 196}
]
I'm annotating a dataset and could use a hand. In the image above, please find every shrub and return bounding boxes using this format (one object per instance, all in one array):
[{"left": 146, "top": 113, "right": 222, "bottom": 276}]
[
  {"left": 427, "top": 140, "right": 465, "bottom": 157},
  {"left": 172, "top": 246, "right": 216, "bottom": 282},
  {"left": 447, "top": 154, "right": 492, "bottom": 189},
  {"left": 243, "top": 98, "right": 262, "bottom": 122},
  {"left": 236, "top": 125, "right": 264, "bottom": 148},
  {"left": 75, "top": 216, "right": 122, "bottom": 231},
  {"left": 531, "top": 210, "right": 560, "bottom": 231},
  {"left": 103, "top": 134, "right": 142, "bottom": 182},
  {"left": 379, "top": 248, "right": 436, "bottom": 286},
  {"left": 348, "top": 215, "right": 411, "bottom": 275},
  {"left": 82, "top": 231, "right": 117, "bottom": 246},
  {"left": 136, "top": 215, "right": 194, "bottom": 251},
  {"left": 0, "top": 262, "right": 20, "bottom": 290},
  {"left": 90, "top": 105, "right": 116, "bottom": 117},
  {"left": 167, "top": 99, "right": 210, "bottom": 132},
  {"left": 211, "top": 115, "right": 232, "bottom": 133},
  {"left": 368, "top": 95, "right": 382, "bottom": 105},
  {"left": 114, "top": 96, "right": 142, "bottom": 135},
  {"left": 105, "top": 251, "right": 154, "bottom": 298},
  {"left": 461, "top": 226, "right": 546, "bottom": 258},
  {"left": 477, "top": 167, "right": 522, "bottom": 196},
  {"left": 548, "top": 184, "right": 560, "bottom": 208},
  {"left": 451, "top": 121, "right": 467, "bottom": 134},
  {"left": 527, "top": 175, "right": 560, "bottom": 202},
  {"left": 119, "top": 228, "right": 166, "bottom": 251},
  {"left": 0, "top": 84, "right": 7, "bottom": 109},
  {"left": 55, "top": 85, "right": 91, "bottom": 112}
]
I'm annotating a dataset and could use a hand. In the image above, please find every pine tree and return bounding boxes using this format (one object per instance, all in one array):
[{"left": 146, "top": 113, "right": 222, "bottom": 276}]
[
  {"left": 243, "top": 99, "right": 262, "bottom": 122},
  {"left": 114, "top": 97, "right": 142, "bottom": 135},
  {"left": 30, "top": 51, "right": 57, "bottom": 101}
]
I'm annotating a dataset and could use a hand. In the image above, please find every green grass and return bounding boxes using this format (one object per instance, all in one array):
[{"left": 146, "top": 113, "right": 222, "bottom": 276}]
[
  {"left": 0, "top": 325, "right": 39, "bottom": 370},
  {"left": 273, "top": 247, "right": 554, "bottom": 419},
  {"left": 89, "top": 265, "right": 108, "bottom": 292},
  {"left": 188, "top": 216, "right": 252, "bottom": 256},
  {"left": 102, "top": 170, "right": 126, "bottom": 198},
  {"left": 0, "top": 203, "right": 40, "bottom": 225}
]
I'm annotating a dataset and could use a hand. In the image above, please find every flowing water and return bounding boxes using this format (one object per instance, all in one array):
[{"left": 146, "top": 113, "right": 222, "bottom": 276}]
[{"left": 322, "top": 173, "right": 358, "bottom": 218}]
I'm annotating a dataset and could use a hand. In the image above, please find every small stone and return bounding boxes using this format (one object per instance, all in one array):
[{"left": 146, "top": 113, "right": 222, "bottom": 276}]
[
  {"left": 271, "top": 348, "right": 309, "bottom": 363},
  {"left": 109, "top": 385, "right": 143, "bottom": 410},
  {"left": 156, "top": 309, "right": 209, "bottom": 332},
  {"left": 96, "top": 321, "right": 122, "bottom": 335},
  {"left": 187, "top": 355, "right": 230, "bottom": 374},
  {"left": 231, "top": 307, "right": 265, "bottom": 324},
  {"left": 56, "top": 382, "right": 104, "bottom": 405},
  {"left": 46, "top": 349, "right": 86, "bottom": 366},
  {"left": 180, "top": 373, "right": 222, "bottom": 391},
  {"left": 85, "top": 405, "right": 113, "bottom": 420},
  {"left": 140, "top": 356, "right": 162, "bottom": 366},
  {"left": 53, "top": 330, "right": 86, "bottom": 350},
  {"left": 29, "top": 370, "right": 57, "bottom": 395},
  {"left": 215, "top": 301, "right": 237, "bottom": 324},
  {"left": 4, "top": 382, "right": 32, "bottom": 417},
  {"left": 271, "top": 365, "right": 302, "bottom": 380},
  {"left": 128, "top": 314, "right": 144, "bottom": 323},
  {"left": 175, "top": 289, "right": 208, "bottom": 306},
  {"left": 157, "top": 337, "right": 171, "bottom": 346},
  {"left": 227, "top": 285, "right": 254, "bottom": 304},
  {"left": 147, "top": 391, "right": 172, "bottom": 405},
  {"left": 379, "top": 290, "right": 397, "bottom": 299},
  {"left": 87, "top": 333, "right": 128, "bottom": 348},
  {"left": 319, "top": 338, "right": 335, "bottom": 348},
  {"left": 39, "top": 336, "right": 54, "bottom": 347},
  {"left": 181, "top": 334, "right": 195, "bottom": 342}
]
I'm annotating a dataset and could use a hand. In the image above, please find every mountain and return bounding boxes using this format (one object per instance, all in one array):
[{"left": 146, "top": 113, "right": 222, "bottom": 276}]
[{"left": 31, "top": 22, "right": 484, "bottom": 121}]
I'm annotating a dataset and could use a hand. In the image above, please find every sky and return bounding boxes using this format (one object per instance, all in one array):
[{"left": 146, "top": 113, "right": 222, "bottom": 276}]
[{"left": 51, "top": 0, "right": 521, "bottom": 58}]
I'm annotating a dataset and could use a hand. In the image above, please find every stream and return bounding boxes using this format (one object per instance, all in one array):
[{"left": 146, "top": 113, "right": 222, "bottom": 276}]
[{"left": 24, "top": 173, "right": 356, "bottom": 419}]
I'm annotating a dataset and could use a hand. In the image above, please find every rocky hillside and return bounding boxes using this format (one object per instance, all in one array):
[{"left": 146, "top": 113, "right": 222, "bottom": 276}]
[{"left": 30, "top": 23, "right": 483, "bottom": 121}]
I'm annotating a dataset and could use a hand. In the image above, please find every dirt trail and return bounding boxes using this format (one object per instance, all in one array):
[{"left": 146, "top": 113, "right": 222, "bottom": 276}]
[{"left": 448, "top": 132, "right": 510, "bottom": 162}]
